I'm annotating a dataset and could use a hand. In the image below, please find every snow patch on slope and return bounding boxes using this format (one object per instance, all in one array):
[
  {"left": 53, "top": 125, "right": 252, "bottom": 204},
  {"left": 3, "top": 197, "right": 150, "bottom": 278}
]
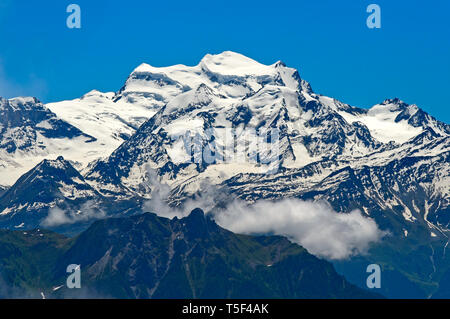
[
  {"left": 47, "top": 90, "right": 156, "bottom": 152},
  {"left": 338, "top": 101, "right": 423, "bottom": 144}
]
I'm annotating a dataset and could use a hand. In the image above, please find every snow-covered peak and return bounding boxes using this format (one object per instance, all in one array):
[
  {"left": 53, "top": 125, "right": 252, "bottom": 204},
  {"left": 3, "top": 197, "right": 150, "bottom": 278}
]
[
  {"left": 0, "top": 155, "right": 102, "bottom": 228},
  {"left": 199, "top": 51, "right": 277, "bottom": 76},
  {"left": 131, "top": 62, "right": 192, "bottom": 74},
  {"left": 115, "top": 51, "right": 312, "bottom": 109},
  {"left": 131, "top": 51, "right": 294, "bottom": 79},
  {"left": 337, "top": 97, "right": 449, "bottom": 144},
  {"left": 35, "top": 156, "right": 73, "bottom": 172},
  {"left": 369, "top": 98, "right": 411, "bottom": 115},
  {"left": 80, "top": 90, "right": 115, "bottom": 101},
  {"left": 132, "top": 62, "right": 156, "bottom": 73}
]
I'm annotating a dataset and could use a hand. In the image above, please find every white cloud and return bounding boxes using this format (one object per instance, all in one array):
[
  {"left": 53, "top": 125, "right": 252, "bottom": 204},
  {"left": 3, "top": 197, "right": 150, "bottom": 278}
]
[
  {"left": 41, "top": 201, "right": 106, "bottom": 227},
  {"left": 213, "top": 199, "right": 384, "bottom": 260},
  {"left": 142, "top": 169, "right": 385, "bottom": 260},
  {"left": 42, "top": 207, "right": 72, "bottom": 227}
]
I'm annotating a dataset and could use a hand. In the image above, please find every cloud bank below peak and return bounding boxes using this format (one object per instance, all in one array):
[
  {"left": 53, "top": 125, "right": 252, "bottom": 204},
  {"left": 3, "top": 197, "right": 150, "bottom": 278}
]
[
  {"left": 143, "top": 169, "right": 384, "bottom": 260},
  {"left": 214, "top": 199, "right": 384, "bottom": 260}
]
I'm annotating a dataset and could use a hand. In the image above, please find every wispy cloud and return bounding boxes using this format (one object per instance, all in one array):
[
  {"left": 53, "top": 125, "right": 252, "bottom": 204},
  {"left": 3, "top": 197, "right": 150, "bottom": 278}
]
[{"left": 41, "top": 201, "right": 106, "bottom": 227}]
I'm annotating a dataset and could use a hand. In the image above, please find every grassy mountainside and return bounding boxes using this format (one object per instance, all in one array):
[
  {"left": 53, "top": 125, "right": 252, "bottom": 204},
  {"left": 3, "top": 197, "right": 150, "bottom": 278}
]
[{"left": 0, "top": 209, "right": 379, "bottom": 299}]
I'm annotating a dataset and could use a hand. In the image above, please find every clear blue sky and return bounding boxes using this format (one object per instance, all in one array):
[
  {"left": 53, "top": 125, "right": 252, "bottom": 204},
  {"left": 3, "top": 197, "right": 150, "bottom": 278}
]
[{"left": 0, "top": 0, "right": 449, "bottom": 123}]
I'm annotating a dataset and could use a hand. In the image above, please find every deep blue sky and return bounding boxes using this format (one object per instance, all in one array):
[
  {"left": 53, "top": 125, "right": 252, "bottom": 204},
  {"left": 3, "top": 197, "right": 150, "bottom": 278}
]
[{"left": 0, "top": 0, "right": 449, "bottom": 122}]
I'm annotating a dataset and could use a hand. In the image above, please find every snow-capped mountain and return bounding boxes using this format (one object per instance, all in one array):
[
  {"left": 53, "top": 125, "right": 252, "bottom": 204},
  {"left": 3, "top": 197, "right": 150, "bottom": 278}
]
[
  {"left": 1, "top": 51, "right": 448, "bottom": 232},
  {"left": 83, "top": 52, "right": 449, "bottom": 211},
  {"left": 82, "top": 52, "right": 449, "bottom": 298},
  {"left": 327, "top": 97, "right": 449, "bottom": 144},
  {"left": 0, "top": 96, "right": 129, "bottom": 185},
  {"left": 0, "top": 51, "right": 448, "bottom": 297},
  {"left": 0, "top": 156, "right": 100, "bottom": 228},
  {"left": 1, "top": 88, "right": 163, "bottom": 187},
  {"left": 0, "top": 155, "right": 142, "bottom": 231}
]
